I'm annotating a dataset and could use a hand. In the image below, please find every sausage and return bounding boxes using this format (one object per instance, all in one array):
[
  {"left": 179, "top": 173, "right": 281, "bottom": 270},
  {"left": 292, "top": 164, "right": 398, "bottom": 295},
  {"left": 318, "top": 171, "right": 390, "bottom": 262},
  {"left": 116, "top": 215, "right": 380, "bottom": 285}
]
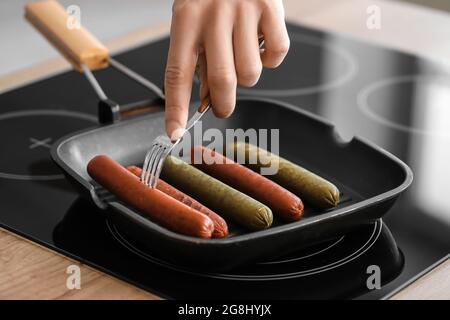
[
  {"left": 161, "top": 155, "right": 273, "bottom": 230},
  {"left": 87, "top": 155, "right": 214, "bottom": 239},
  {"left": 127, "top": 165, "right": 228, "bottom": 238},
  {"left": 233, "top": 142, "right": 340, "bottom": 209},
  {"left": 191, "top": 146, "right": 304, "bottom": 222}
]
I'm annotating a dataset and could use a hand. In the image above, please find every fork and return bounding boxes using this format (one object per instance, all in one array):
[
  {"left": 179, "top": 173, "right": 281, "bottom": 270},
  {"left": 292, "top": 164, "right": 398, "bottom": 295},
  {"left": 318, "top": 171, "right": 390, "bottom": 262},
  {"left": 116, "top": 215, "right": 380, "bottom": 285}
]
[
  {"left": 142, "top": 37, "right": 265, "bottom": 188},
  {"left": 141, "top": 97, "right": 211, "bottom": 188}
]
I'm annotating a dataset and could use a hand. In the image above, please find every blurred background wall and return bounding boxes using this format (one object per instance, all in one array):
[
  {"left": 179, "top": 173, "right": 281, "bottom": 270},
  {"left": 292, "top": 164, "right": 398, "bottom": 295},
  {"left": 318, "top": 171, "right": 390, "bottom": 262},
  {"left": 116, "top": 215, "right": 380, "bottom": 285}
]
[
  {"left": 400, "top": 0, "right": 450, "bottom": 12},
  {"left": 1, "top": 0, "right": 449, "bottom": 77},
  {"left": 0, "top": 0, "right": 172, "bottom": 76}
]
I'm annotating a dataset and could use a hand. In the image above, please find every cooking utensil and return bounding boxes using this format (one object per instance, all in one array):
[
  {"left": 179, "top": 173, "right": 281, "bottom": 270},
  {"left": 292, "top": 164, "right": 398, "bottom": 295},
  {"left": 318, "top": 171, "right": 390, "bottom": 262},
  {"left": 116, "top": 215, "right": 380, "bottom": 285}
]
[
  {"left": 141, "top": 37, "right": 265, "bottom": 188},
  {"left": 141, "top": 98, "right": 211, "bottom": 188}
]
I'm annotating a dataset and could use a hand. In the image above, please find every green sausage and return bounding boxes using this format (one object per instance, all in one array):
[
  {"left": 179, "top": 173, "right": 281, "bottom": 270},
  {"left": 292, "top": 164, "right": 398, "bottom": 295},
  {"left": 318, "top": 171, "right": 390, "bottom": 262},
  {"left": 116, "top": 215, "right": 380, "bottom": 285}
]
[
  {"left": 232, "top": 142, "right": 340, "bottom": 209},
  {"left": 161, "top": 155, "right": 273, "bottom": 230}
]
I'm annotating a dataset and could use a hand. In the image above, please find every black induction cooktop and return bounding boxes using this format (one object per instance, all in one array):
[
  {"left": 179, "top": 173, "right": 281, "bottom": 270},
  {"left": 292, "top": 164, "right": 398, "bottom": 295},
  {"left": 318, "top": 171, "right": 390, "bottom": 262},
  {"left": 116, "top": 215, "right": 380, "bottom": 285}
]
[{"left": 0, "top": 23, "right": 449, "bottom": 299}]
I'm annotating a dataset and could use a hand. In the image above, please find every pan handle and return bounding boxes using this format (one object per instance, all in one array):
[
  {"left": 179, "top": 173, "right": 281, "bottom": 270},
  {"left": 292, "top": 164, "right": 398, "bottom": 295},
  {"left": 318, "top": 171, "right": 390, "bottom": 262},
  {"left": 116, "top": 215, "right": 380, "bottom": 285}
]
[
  {"left": 25, "top": 0, "right": 165, "bottom": 124},
  {"left": 25, "top": 0, "right": 109, "bottom": 72}
]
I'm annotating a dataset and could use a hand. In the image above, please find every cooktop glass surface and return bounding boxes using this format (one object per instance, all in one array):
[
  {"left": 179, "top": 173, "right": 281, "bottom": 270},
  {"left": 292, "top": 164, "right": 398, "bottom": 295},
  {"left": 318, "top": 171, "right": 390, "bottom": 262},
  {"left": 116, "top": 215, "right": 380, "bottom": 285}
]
[{"left": 0, "top": 23, "right": 448, "bottom": 299}]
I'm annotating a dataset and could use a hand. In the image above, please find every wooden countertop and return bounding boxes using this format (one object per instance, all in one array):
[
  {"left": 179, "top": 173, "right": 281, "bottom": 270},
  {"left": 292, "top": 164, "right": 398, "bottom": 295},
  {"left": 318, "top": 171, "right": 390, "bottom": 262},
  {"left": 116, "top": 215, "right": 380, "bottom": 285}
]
[
  {"left": 1, "top": 0, "right": 449, "bottom": 300},
  {"left": 388, "top": 255, "right": 450, "bottom": 300}
]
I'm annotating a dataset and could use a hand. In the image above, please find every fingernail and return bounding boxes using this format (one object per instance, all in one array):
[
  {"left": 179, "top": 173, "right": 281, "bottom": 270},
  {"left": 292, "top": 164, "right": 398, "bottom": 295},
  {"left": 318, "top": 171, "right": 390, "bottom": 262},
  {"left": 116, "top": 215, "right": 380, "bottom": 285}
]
[{"left": 169, "top": 127, "right": 186, "bottom": 141}]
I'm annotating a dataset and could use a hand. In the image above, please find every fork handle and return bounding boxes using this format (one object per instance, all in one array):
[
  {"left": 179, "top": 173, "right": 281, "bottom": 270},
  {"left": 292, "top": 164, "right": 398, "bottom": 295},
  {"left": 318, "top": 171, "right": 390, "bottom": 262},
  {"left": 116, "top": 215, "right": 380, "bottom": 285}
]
[
  {"left": 183, "top": 98, "right": 211, "bottom": 135},
  {"left": 25, "top": 0, "right": 109, "bottom": 71}
]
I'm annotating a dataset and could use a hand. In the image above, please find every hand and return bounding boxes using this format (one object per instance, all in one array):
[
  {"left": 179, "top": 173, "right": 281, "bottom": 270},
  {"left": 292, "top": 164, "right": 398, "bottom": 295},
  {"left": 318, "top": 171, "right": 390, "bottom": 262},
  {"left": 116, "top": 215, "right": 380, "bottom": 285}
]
[{"left": 164, "top": 0, "right": 290, "bottom": 139}]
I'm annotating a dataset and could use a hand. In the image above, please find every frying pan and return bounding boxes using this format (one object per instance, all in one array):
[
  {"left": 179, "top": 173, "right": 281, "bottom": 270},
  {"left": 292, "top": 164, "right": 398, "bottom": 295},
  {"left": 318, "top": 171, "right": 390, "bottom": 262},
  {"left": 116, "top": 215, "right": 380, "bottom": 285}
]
[
  {"left": 27, "top": 1, "right": 413, "bottom": 271},
  {"left": 51, "top": 97, "right": 412, "bottom": 271}
]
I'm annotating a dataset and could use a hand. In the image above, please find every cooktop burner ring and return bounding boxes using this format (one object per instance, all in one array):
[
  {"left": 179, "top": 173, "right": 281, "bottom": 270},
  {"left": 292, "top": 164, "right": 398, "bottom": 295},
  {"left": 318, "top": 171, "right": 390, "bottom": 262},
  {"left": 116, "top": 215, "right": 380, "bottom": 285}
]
[
  {"left": 258, "top": 235, "right": 345, "bottom": 265},
  {"left": 107, "top": 219, "right": 382, "bottom": 281},
  {"left": 192, "top": 33, "right": 358, "bottom": 97},
  {"left": 0, "top": 109, "right": 96, "bottom": 181},
  {"left": 358, "top": 74, "right": 450, "bottom": 137}
]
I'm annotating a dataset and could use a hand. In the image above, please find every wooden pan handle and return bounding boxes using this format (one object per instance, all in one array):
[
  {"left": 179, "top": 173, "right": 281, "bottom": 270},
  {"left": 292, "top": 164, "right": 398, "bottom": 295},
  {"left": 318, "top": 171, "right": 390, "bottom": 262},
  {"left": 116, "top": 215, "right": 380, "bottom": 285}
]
[{"left": 25, "top": 0, "right": 109, "bottom": 71}]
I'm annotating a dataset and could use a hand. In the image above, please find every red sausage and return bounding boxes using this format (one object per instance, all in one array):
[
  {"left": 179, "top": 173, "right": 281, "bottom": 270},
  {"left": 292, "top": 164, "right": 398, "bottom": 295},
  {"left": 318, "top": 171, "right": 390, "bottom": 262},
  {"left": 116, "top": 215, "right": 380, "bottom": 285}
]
[
  {"left": 87, "top": 155, "right": 214, "bottom": 239},
  {"left": 127, "top": 166, "right": 228, "bottom": 238},
  {"left": 191, "top": 146, "right": 304, "bottom": 222}
]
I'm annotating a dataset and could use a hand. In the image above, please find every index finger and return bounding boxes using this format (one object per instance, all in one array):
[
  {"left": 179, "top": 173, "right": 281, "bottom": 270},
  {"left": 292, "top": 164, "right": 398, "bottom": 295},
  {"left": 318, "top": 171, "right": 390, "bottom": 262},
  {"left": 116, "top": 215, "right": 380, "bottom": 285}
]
[{"left": 164, "top": 8, "right": 199, "bottom": 139}]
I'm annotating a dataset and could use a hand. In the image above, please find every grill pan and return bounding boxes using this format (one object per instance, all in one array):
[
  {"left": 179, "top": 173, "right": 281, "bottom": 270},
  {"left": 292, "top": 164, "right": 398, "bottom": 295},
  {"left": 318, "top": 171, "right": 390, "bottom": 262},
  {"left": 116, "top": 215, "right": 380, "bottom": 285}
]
[{"left": 51, "top": 97, "right": 412, "bottom": 271}]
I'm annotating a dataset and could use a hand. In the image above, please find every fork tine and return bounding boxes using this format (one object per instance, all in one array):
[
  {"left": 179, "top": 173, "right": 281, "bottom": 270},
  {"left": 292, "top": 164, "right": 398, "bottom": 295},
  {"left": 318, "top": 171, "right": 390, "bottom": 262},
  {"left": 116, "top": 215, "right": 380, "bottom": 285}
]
[
  {"left": 145, "top": 146, "right": 159, "bottom": 186},
  {"left": 143, "top": 145, "right": 159, "bottom": 186},
  {"left": 141, "top": 148, "right": 154, "bottom": 182},
  {"left": 146, "top": 148, "right": 160, "bottom": 188},
  {"left": 149, "top": 147, "right": 163, "bottom": 186},
  {"left": 148, "top": 146, "right": 166, "bottom": 188},
  {"left": 149, "top": 146, "right": 169, "bottom": 188},
  {"left": 150, "top": 148, "right": 169, "bottom": 188}
]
